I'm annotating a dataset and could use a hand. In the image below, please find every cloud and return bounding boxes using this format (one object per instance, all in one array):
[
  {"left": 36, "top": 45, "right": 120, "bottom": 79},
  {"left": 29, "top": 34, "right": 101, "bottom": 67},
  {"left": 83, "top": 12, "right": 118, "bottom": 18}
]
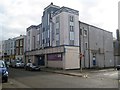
[
  {"left": 119, "top": 1, "right": 120, "bottom": 30},
  {"left": 0, "top": 0, "right": 44, "bottom": 40},
  {"left": 79, "top": 0, "right": 118, "bottom": 37},
  {"left": 0, "top": 0, "right": 119, "bottom": 41}
]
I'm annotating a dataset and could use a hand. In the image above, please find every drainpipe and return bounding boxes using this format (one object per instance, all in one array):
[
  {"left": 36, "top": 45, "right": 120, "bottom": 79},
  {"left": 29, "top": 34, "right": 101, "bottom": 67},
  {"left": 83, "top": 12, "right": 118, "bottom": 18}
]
[
  {"left": 79, "top": 21, "right": 82, "bottom": 72},
  {"left": 88, "top": 26, "right": 90, "bottom": 68},
  {"left": 103, "top": 31, "right": 105, "bottom": 68}
]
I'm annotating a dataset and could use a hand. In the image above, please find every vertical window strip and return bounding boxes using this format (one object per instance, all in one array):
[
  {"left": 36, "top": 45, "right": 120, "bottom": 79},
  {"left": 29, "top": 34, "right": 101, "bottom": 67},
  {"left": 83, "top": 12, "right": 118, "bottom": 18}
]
[
  {"left": 69, "top": 15, "right": 75, "bottom": 45},
  {"left": 84, "top": 30, "right": 87, "bottom": 36},
  {"left": 70, "top": 26, "right": 74, "bottom": 32},
  {"left": 70, "top": 16, "right": 74, "bottom": 22}
]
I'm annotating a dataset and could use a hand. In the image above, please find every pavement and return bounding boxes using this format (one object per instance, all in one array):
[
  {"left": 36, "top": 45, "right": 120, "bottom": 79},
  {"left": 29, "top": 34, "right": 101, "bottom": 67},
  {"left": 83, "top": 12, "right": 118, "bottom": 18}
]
[
  {"left": 2, "top": 78, "right": 31, "bottom": 88},
  {"left": 41, "top": 68, "right": 84, "bottom": 77},
  {"left": 41, "top": 67, "right": 116, "bottom": 78}
]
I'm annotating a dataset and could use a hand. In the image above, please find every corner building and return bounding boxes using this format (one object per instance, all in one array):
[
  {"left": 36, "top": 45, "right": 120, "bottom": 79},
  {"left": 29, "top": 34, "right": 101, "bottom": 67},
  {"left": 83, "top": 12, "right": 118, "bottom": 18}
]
[
  {"left": 25, "top": 3, "right": 114, "bottom": 69},
  {"left": 26, "top": 3, "right": 80, "bottom": 69}
]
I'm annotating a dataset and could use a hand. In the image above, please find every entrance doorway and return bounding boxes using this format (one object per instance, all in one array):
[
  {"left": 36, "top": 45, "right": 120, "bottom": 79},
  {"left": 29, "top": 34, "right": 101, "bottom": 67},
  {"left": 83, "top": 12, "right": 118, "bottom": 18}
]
[{"left": 37, "top": 55, "right": 45, "bottom": 66}]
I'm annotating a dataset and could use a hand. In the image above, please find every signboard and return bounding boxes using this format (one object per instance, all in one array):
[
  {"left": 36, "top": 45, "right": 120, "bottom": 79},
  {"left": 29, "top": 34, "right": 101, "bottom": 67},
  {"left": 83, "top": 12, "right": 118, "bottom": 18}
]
[
  {"left": 93, "top": 56, "right": 96, "bottom": 66},
  {"left": 80, "top": 53, "right": 84, "bottom": 59},
  {"left": 47, "top": 53, "right": 62, "bottom": 61}
]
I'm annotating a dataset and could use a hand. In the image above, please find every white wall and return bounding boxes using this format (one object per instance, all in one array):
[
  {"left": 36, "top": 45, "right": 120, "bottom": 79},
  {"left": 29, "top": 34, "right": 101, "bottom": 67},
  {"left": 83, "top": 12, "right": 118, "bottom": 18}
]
[
  {"left": 26, "top": 27, "right": 38, "bottom": 51},
  {"left": 47, "top": 61, "right": 63, "bottom": 68},
  {"left": 64, "top": 46, "right": 80, "bottom": 69},
  {"left": 80, "top": 22, "right": 114, "bottom": 68},
  {"left": 52, "top": 11, "right": 79, "bottom": 46}
]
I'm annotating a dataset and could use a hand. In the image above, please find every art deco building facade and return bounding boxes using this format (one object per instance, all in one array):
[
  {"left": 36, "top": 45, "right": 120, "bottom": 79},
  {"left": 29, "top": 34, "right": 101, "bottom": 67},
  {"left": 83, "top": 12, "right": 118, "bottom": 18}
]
[{"left": 25, "top": 3, "right": 114, "bottom": 69}]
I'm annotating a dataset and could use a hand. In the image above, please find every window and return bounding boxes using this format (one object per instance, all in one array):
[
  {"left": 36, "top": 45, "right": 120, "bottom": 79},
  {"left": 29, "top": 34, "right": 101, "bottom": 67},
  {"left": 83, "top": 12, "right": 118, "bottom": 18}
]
[
  {"left": 50, "top": 12, "right": 52, "bottom": 19},
  {"left": 70, "top": 40, "right": 74, "bottom": 45},
  {"left": 16, "top": 48, "right": 19, "bottom": 55},
  {"left": 70, "top": 32, "right": 74, "bottom": 40},
  {"left": 80, "top": 28, "right": 82, "bottom": 35},
  {"left": 70, "top": 16, "right": 74, "bottom": 22},
  {"left": 45, "top": 38, "right": 47, "bottom": 43},
  {"left": 11, "top": 42, "right": 13, "bottom": 48},
  {"left": 8, "top": 43, "right": 10, "bottom": 48},
  {"left": 56, "top": 34, "right": 59, "bottom": 41},
  {"left": 56, "top": 41, "right": 59, "bottom": 46},
  {"left": 48, "top": 14, "right": 49, "bottom": 25},
  {"left": 20, "top": 48, "right": 23, "bottom": 55},
  {"left": 11, "top": 50, "right": 12, "bottom": 55},
  {"left": 20, "top": 40, "right": 23, "bottom": 46},
  {"left": 56, "top": 29, "right": 59, "bottom": 34},
  {"left": 56, "top": 16, "right": 59, "bottom": 23},
  {"left": 42, "top": 39, "right": 45, "bottom": 44},
  {"left": 43, "top": 28, "right": 45, "bottom": 32},
  {"left": 37, "top": 34, "right": 39, "bottom": 41},
  {"left": 48, "top": 30, "right": 50, "bottom": 38},
  {"left": 52, "top": 31, "right": 55, "bottom": 41},
  {"left": 85, "top": 43, "right": 87, "bottom": 50},
  {"left": 70, "top": 26, "right": 74, "bottom": 32},
  {"left": 42, "top": 33, "right": 44, "bottom": 40},
  {"left": 46, "top": 38, "right": 50, "bottom": 43},
  {"left": 70, "top": 30, "right": 74, "bottom": 45},
  {"left": 28, "top": 39, "right": 30, "bottom": 44},
  {"left": 56, "top": 23, "right": 59, "bottom": 29},
  {"left": 84, "top": 30, "right": 87, "bottom": 36},
  {"left": 16, "top": 41, "right": 19, "bottom": 47}
]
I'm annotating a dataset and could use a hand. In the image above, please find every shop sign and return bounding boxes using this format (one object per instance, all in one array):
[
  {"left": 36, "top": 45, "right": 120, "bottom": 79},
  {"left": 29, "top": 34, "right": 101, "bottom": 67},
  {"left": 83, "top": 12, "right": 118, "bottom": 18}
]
[{"left": 47, "top": 53, "right": 62, "bottom": 61}]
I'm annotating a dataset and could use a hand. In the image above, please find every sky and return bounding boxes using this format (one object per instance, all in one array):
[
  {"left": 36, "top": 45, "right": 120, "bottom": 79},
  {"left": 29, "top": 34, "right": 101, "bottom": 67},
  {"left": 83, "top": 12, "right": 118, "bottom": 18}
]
[{"left": 0, "top": 0, "right": 119, "bottom": 40}]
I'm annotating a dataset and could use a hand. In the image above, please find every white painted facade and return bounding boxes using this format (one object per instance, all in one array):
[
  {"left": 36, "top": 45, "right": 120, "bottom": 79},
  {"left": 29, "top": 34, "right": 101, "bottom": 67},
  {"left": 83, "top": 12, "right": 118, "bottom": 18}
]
[
  {"left": 52, "top": 10, "right": 79, "bottom": 46},
  {"left": 80, "top": 22, "right": 114, "bottom": 68},
  {"left": 0, "top": 38, "right": 16, "bottom": 60},
  {"left": 25, "top": 4, "right": 80, "bottom": 69},
  {"left": 26, "top": 26, "right": 38, "bottom": 51},
  {"left": 25, "top": 3, "right": 114, "bottom": 69},
  {"left": 64, "top": 46, "right": 79, "bottom": 69}
]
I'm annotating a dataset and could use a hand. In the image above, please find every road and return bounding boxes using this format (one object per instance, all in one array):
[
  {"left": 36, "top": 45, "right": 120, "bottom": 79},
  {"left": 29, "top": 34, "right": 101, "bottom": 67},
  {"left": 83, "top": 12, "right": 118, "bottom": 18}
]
[{"left": 2, "top": 68, "right": 118, "bottom": 88}]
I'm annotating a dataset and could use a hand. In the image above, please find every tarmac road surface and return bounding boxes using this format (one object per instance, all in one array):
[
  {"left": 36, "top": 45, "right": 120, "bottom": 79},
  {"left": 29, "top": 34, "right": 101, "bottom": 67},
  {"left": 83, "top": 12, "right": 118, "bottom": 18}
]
[{"left": 2, "top": 68, "right": 118, "bottom": 88}]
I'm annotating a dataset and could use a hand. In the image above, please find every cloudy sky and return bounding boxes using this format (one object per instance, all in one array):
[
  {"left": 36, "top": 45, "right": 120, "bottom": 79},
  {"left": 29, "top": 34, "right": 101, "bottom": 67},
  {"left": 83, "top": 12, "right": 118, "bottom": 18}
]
[{"left": 0, "top": 0, "right": 119, "bottom": 40}]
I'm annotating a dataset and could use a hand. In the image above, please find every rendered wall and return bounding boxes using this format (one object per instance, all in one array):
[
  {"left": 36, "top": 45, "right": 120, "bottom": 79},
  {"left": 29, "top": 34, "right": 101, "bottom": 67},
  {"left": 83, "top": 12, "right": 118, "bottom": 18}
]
[{"left": 64, "top": 46, "right": 80, "bottom": 69}]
